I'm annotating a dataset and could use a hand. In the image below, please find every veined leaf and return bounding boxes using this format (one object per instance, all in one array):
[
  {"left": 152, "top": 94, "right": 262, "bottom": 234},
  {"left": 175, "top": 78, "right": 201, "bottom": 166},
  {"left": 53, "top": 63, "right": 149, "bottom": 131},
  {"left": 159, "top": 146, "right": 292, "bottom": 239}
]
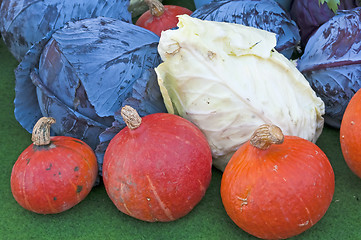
[
  {"left": 297, "top": 8, "right": 361, "bottom": 128},
  {"left": 0, "top": 0, "right": 132, "bottom": 61}
]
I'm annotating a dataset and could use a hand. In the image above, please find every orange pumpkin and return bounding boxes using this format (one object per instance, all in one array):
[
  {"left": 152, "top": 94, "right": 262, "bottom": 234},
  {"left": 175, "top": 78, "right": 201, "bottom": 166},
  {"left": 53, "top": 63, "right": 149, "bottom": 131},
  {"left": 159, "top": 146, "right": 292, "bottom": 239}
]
[
  {"left": 11, "top": 117, "right": 98, "bottom": 214},
  {"left": 221, "top": 124, "right": 335, "bottom": 239},
  {"left": 135, "top": 0, "right": 192, "bottom": 36},
  {"left": 340, "top": 89, "right": 361, "bottom": 178},
  {"left": 102, "top": 106, "right": 212, "bottom": 222}
]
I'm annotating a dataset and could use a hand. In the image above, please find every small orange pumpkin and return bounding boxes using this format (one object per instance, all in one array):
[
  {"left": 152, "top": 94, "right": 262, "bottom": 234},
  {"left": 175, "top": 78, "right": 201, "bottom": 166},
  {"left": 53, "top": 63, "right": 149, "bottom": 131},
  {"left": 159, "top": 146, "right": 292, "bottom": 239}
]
[
  {"left": 221, "top": 124, "right": 335, "bottom": 239},
  {"left": 11, "top": 117, "right": 98, "bottom": 214},
  {"left": 340, "top": 89, "right": 361, "bottom": 178},
  {"left": 135, "top": 0, "right": 193, "bottom": 36}
]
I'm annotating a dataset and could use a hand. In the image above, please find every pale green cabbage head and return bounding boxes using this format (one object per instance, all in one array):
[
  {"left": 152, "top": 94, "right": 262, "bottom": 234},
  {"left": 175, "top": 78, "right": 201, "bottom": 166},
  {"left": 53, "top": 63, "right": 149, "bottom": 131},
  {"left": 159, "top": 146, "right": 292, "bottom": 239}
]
[{"left": 155, "top": 15, "right": 325, "bottom": 171}]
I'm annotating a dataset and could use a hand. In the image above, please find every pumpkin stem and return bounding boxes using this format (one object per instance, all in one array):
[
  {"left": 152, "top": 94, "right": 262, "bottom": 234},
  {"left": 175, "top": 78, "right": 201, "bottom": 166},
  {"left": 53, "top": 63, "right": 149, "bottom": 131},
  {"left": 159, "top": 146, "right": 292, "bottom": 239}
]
[
  {"left": 121, "top": 105, "right": 142, "bottom": 130},
  {"left": 144, "top": 0, "right": 165, "bottom": 17},
  {"left": 250, "top": 124, "right": 284, "bottom": 150},
  {"left": 31, "top": 117, "right": 56, "bottom": 146}
]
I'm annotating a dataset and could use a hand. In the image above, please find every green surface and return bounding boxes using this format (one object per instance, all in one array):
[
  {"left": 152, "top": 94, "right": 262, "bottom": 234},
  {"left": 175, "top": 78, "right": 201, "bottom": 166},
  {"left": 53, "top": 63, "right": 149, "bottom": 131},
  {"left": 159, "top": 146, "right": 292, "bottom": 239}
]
[{"left": 2, "top": 3, "right": 361, "bottom": 239}]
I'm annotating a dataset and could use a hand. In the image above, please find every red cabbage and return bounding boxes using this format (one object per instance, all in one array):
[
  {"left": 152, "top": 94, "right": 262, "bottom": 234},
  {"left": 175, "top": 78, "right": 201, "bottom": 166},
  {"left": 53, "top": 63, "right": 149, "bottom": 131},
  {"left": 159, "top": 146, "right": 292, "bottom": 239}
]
[
  {"left": 0, "top": 0, "right": 132, "bottom": 61},
  {"left": 290, "top": 0, "right": 359, "bottom": 46},
  {"left": 297, "top": 7, "right": 361, "bottom": 128}
]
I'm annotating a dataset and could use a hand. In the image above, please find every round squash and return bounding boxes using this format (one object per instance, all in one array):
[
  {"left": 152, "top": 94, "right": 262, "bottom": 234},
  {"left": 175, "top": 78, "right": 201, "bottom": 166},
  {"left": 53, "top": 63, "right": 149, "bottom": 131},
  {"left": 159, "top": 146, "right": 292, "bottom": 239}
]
[
  {"left": 340, "top": 88, "right": 361, "bottom": 178},
  {"left": 135, "top": 0, "right": 192, "bottom": 36},
  {"left": 221, "top": 124, "right": 335, "bottom": 239},
  {"left": 102, "top": 105, "right": 212, "bottom": 222},
  {"left": 11, "top": 117, "right": 98, "bottom": 214}
]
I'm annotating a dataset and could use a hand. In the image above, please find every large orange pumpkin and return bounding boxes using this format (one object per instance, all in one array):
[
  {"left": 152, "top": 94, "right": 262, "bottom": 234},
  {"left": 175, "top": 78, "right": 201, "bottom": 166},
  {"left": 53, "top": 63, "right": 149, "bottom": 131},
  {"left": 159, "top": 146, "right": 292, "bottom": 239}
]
[
  {"left": 221, "top": 124, "right": 335, "bottom": 239},
  {"left": 11, "top": 117, "right": 98, "bottom": 214},
  {"left": 340, "top": 89, "right": 361, "bottom": 178}
]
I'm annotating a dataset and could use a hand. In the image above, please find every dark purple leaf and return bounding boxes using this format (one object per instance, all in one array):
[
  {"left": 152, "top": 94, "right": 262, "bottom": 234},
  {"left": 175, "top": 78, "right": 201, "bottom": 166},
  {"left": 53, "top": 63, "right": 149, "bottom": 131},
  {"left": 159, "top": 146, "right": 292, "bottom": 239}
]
[
  {"left": 297, "top": 7, "right": 361, "bottom": 128},
  {"left": 290, "top": 0, "right": 359, "bottom": 46},
  {"left": 14, "top": 32, "right": 54, "bottom": 134},
  {"left": 119, "top": 68, "right": 167, "bottom": 118},
  {"left": 38, "top": 17, "right": 161, "bottom": 118},
  {"left": 0, "top": 0, "right": 132, "bottom": 61},
  {"left": 31, "top": 69, "right": 109, "bottom": 149}
]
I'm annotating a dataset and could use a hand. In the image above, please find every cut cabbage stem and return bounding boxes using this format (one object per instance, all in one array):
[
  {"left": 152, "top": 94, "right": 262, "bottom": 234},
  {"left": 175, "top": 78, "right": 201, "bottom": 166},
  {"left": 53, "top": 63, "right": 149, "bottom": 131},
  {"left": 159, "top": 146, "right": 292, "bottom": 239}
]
[
  {"left": 31, "top": 117, "right": 56, "bottom": 146},
  {"left": 121, "top": 105, "right": 142, "bottom": 130},
  {"left": 250, "top": 124, "right": 284, "bottom": 150},
  {"left": 144, "top": 0, "right": 165, "bottom": 17}
]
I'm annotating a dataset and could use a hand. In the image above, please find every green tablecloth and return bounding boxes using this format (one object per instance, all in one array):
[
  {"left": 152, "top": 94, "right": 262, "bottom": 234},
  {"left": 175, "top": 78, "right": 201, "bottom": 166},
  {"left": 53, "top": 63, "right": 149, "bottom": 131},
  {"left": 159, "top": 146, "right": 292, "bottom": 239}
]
[{"left": 1, "top": 2, "right": 361, "bottom": 239}]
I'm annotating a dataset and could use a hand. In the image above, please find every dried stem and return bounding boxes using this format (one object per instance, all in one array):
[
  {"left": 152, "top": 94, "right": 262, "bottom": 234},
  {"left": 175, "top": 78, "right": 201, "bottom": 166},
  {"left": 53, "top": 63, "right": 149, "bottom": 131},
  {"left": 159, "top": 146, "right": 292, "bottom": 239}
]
[
  {"left": 121, "top": 105, "right": 142, "bottom": 130},
  {"left": 249, "top": 124, "right": 284, "bottom": 150},
  {"left": 144, "top": 0, "right": 165, "bottom": 17},
  {"left": 31, "top": 117, "right": 56, "bottom": 146}
]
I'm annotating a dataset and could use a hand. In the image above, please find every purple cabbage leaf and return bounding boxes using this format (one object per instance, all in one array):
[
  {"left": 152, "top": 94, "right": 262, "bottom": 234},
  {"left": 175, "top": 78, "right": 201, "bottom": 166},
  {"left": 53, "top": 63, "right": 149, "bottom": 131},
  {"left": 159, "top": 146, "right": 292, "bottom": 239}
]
[
  {"left": 290, "top": 0, "right": 359, "bottom": 47},
  {"left": 297, "top": 7, "right": 361, "bottom": 128},
  {"left": 0, "top": 0, "right": 132, "bottom": 61},
  {"left": 30, "top": 69, "right": 109, "bottom": 149}
]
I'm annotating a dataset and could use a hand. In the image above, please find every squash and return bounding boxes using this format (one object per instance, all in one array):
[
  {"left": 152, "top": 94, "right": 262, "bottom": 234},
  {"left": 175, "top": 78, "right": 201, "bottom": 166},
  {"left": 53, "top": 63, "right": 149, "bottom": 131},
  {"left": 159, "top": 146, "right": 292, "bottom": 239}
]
[
  {"left": 102, "top": 106, "right": 212, "bottom": 222},
  {"left": 11, "top": 117, "right": 98, "bottom": 214},
  {"left": 135, "top": 0, "right": 193, "bottom": 36},
  {"left": 340, "top": 88, "right": 361, "bottom": 178},
  {"left": 221, "top": 124, "right": 335, "bottom": 239}
]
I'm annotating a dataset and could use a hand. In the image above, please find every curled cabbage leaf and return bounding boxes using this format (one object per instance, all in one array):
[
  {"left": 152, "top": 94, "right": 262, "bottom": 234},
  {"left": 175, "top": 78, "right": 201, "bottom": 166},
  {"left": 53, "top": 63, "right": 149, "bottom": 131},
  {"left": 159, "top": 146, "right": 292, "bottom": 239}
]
[
  {"left": 14, "top": 17, "right": 165, "bottom": 172},
  {"left": 290, "top": 0, "right": 359, "bottom": 46},
  {"left": 297, "top": 7, "right": 361, "bottom": 128},
  {"left": 191, "top": 0, "right": 300, "bottom": 58},
  {"left": 155, "top": 15, "right": 325, "bottom": 171},
  {"left": 0, "top": 0, "right": 132, "bottom": 61}
]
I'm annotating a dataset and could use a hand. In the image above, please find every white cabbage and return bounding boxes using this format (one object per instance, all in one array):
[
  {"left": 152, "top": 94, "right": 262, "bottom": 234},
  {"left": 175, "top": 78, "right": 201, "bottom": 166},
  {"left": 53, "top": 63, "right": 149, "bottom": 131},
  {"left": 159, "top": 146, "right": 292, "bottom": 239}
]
[{"left": 155, "top": 15, "right": 325, "bottom": 171}]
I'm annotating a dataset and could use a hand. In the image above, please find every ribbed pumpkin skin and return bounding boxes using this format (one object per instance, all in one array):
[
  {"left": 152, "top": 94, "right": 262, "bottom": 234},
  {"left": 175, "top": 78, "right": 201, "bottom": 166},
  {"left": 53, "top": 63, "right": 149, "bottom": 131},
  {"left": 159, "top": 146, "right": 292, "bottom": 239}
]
[
  {"left": 11, "top": 136, "right": 98, "bottom": 214},
  {"left": 221, "top": 136, "right": 335, "bottom": 239},
  {"left": 340, "top": 89, "right": 361, "bottom": 178},
  {"left": 136, "top": 5, "right": 192, "bottom": 36},
  {"left": 102, "top": 113, "right": 212, "bottom": 222}
]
